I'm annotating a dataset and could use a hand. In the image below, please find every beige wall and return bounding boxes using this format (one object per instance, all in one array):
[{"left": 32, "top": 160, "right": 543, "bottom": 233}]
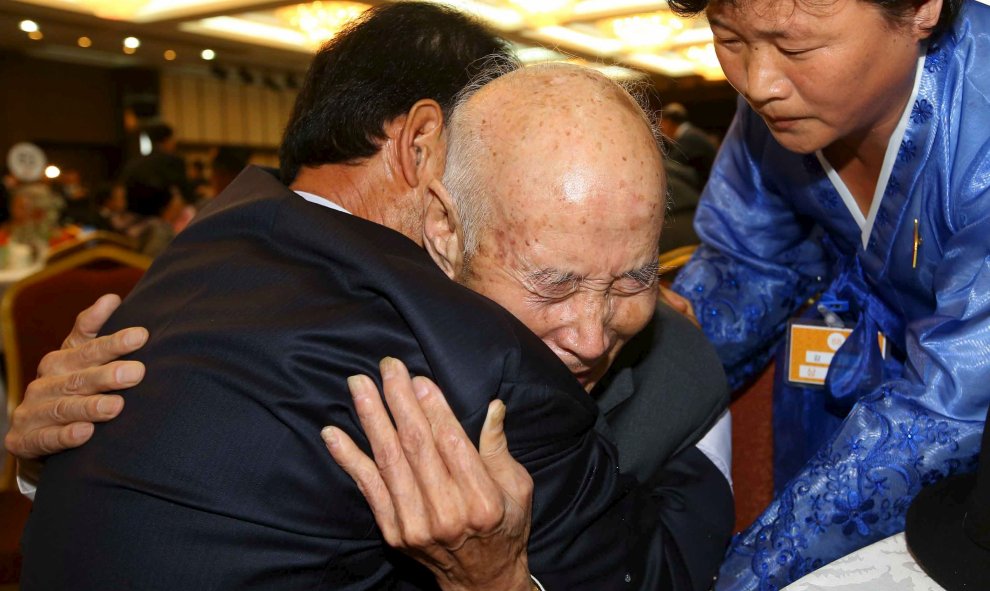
[{"left": 160, "top": 70, "right": 297, "bottom": 149}]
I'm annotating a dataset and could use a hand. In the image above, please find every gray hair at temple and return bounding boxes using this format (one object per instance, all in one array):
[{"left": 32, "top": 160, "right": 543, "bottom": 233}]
[{"left": 442, "top": 58, "right": 662, "bottom": 260}]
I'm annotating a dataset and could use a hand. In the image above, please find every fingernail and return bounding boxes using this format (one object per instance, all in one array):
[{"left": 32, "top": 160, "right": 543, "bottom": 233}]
[
  {"left": 123, "top": 328, "right": 148, "bottom": 348},
  {"left": 97, "top": 396, "right": 123, "bottom": 416},
  {"left": 413, "top": 378, "right": 430, "bottom": 400},
  {"left": 347, "top": 375, "right": 371, "bottom": 404},
  {"left": 70, "top": 422, "right": 94, "bottom": 440},
  {"left": 116, "top": 363, "right": 144, "bottom": 385},
  {"left": 490, "top": 399, "right": 506, "bottom": 422},
  {"left": 379, "top": 357, "right": 396, "bottom": 378},
  {"left": 321, "top": 426, "right": 339, "bottom": 448}
]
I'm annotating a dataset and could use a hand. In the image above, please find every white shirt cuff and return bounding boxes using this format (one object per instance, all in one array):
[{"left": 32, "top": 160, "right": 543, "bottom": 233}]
[
  {"left": 17, "top": 458, "right": 41, "bottom": 501},
  {"left": 695, "top": 409, "right": 732, "bottom": 491}
]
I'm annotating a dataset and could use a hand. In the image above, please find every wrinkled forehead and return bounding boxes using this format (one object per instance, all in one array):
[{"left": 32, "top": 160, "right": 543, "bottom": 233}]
[{"left": 708, "top": 0, "right": 847, "bottom": 21}]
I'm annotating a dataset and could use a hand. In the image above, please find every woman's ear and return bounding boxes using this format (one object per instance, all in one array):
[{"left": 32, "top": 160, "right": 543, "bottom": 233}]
[
  {"left": 913, "top": 0, "right": 943, "bottom": 38},
  {"left": 397, "top": 99, "right": 445, "bottom": 189},
  {"left": 421, "top": 178, "right": 463, "bottom": 279}
]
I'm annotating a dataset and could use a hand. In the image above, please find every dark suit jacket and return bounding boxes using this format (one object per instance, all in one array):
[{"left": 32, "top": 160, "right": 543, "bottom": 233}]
[
  {"left": 595, "top": 303, "right": 734, "bottom": 591},
  {"left": 22, "top": 167, "right": 693, "bottom": 590}
]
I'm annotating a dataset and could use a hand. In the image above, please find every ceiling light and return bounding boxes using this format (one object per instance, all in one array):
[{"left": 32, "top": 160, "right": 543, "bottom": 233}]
[
  {"left": 86, "top": 0, "right": 150, "bottom": 21},
  {"left": 430, "top": 0, "right": 524, "bottom": 30},
  {"left": 527, "top": 25, "right": 623, "bottom": 56},
  {"left": 78, "top": 36, "right": 92, "bottom": 47},
  {"left": 275, "top": 1, "right": 369, "bottom": 48},
  {"left": 201, "top": 48, "right": 216, "bottom": 61},
  {"left": 606, "top": 12, "right": 687, "bottom": 50},
  {"left": 509, "top": 0, "right": 576, "bottom": 14},
  {"left": 123, "top": 36, "right": 140, "bottom": 49},
  {"left": 19, "top": 20, "right": 39, "bottom": 33},
  {"left": 164, "top": 49, "right": 176, "bottom": 60},
  {"left": 123, "top": 46, "right": 136, "bottom": 54},
  {"left": 516, "top": 46, "right": 566, "bottom": 63},
  {"left": 508, "top": 0, "right": 577, "bottom": 26},
  {"left": 624, "top": 52, "right": 697, "bottom": 77},
  {"left": 681, "top": 43, "right": 725, "bottom": 80},
  {"left": 573, "top": 0, "right": 667, "bottom": 18},
  {"left": 182, "top": 17, "right": 307, "bottom": 51},
  {"left": 44, "top": 165, "right": 61, "bottom": 179},
  {"left": 28, "top": 31, "right": 43, "bottom": 41}
]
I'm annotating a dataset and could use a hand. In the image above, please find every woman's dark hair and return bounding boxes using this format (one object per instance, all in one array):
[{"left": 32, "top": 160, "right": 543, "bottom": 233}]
[
  {"left": 278, "top": 2, "right": 512, "bottom": 183},
  {"left": 668, "top": 0, "right": 963, "bottom": 40}
]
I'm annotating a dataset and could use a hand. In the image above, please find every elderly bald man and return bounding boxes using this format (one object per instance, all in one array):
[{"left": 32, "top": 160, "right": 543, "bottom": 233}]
[
  {"left": 9, "top": 5, "right": 728, "bottom": 588},
  {"left": 327, "top": 61, "right": 734, "bottom": 591}
]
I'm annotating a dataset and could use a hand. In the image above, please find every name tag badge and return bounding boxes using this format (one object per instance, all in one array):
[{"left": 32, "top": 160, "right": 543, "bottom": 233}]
[{"left": 786, "top": 320, "right": 887, "bottom": 387}]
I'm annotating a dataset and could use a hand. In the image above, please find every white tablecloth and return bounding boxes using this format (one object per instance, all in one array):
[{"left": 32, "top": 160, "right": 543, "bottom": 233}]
[
  {"left": 783, "top": 533, "right": 946, "bottom": 591},
  {"left": 0, "top": 262, "right": 43, "bottom": 293}
]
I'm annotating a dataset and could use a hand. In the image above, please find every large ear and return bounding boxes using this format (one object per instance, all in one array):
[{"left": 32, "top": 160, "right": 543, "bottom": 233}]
[
  {"left": 912, "top": 0, "right": 943, "bottom": 38},
  {"left": 396, "top": 99, "right": 445, "bottom": 189},
  {"left": 421, "top": 178, "right": 463, "bottom": 279}
]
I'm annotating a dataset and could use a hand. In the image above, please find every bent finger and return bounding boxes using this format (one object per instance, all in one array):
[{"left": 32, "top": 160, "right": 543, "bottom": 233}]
[
  {"left": 378, "top": 359, "right": 450, "bottom": 482},
  {"left": 32, "top": 361, "right": 145, "bottom": 401},
  {"left": 8, "top": 422, "right": 95, "bottom": 460},
  {"left": 61, "top": 295, "right": 122, "bottom": 349},
  {"left": 55, "top": 328, "right": 149, "bottom": 376},
  {"left": 479, "top": 399, "right": 533, "bottom": 508}
]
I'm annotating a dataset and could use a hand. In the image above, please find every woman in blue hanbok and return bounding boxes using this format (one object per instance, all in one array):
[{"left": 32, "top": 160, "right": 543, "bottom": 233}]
[{"left": 664, "top": 0, "right": 990, "bottom": 588}]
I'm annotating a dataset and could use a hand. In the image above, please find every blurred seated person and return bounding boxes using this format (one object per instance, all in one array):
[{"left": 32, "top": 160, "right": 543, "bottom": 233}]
[
  {"left": 94, "top": 183, "right": 132, "bottom": 233},
  {"left": 0, "top": 184, "right": 75, "bottom": 261},
  {"left": 124, "top": 181, "right": 184, "bottom": 257},
  {"left": 189, "top": 159, "right": 210, "bottom": 201},
  {"left": 60, "top": 170, "right": 113, "bottom": 232},
  {"left": 196, "top": 147, "right": 253, "bottom": 210},
  {"left": 660, "top": 103, "right": 719, "bottom": 189}
]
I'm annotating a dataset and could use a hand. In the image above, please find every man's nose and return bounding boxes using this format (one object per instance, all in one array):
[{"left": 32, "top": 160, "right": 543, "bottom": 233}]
[{"left": 560, "top": 297, "right": 612, "bottom": 365}]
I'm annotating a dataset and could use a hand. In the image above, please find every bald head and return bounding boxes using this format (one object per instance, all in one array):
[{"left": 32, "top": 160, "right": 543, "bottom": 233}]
[
  {"left": 443, "top": 63, "right": 665, "bottom": 257},
  {"left": 431, "top": 63, "right": 667, "bottom": 391}
]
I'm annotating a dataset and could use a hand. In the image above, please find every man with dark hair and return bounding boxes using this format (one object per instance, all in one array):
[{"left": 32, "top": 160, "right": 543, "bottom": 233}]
[{"left": 277, "top": 1, "right": 508, "bottom": 184}]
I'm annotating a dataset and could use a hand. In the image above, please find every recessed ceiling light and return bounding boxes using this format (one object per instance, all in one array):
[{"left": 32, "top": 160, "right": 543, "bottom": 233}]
[
  {"left": 201, "top": 48, "right": 216, "bottom": 60},
  {"left": 164, "top": 49, "right": 177, "bottom": 61},
  {"left": 28, "top": 30, "right": 43, "bottom": 41},
  {"left": 123, "top": 46, "right": 136, "bottom": 54},
  {"left": 44, "top": 165, "right": 61, "bottom": 179},
  {"left": 19, "top": 20, "right": 39, "bottom": 33},
  {"left": 123, "top": 36, "right": 140, "bottom": 49},
  {"left": 78, "top": 36, "right": 92, "bottom": 48}
]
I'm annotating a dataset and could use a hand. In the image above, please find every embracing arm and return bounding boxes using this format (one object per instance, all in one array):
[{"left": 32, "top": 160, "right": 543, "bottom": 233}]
[{"left": 4, "top": 294, "right": 148, "bottom": 496}]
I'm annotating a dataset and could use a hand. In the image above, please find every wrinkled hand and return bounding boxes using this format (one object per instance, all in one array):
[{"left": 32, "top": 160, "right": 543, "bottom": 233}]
[
  {"left": 660, "top": 285, "right": 699, "bottom": 328},
  {"left": 4, "top": 294, "right": 149, "bottom": 460},
  {"left": 323, "top": 357, "right": 534, "bottom": 591}
]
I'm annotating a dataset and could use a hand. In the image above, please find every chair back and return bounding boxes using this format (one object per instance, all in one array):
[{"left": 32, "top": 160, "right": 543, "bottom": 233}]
[
  {"left": 1, "top": 245, "right": 150, "bottom": 490},
  {"left": 659, "top": 244, "right": 698, "bottom": 286},
  {"left": 45, "top": 231, "right": 138, "bottom": 265}
]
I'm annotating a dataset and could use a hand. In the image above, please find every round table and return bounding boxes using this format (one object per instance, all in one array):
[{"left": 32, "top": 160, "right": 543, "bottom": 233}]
[{"left": 782, "top": 532, "right": 946, "bottom": 591}]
